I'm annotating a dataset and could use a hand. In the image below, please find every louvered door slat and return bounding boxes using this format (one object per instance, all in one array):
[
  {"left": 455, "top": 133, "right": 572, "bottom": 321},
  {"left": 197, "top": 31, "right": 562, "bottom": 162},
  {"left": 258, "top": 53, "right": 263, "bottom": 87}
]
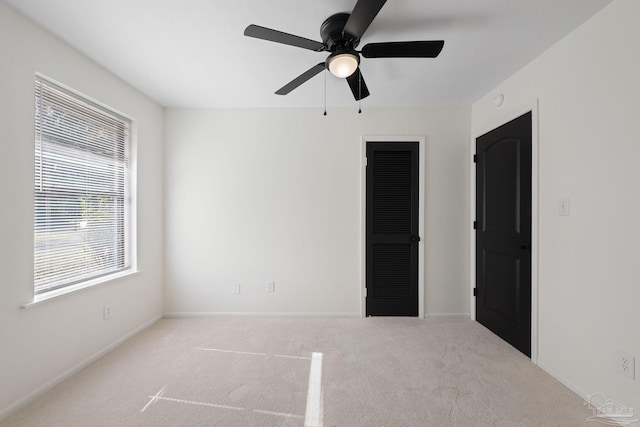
[
  {"left": 373, "top": 151, "right": 412, "bottom": 234},
  {"left": 372, "top": 244, "right": 412, "bottom": 299}
]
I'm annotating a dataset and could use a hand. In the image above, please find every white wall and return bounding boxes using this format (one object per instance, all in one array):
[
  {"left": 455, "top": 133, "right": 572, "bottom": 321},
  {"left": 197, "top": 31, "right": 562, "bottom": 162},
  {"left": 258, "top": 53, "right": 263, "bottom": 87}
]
[
  {"left": 471, "top": 0, "right": 640, "bottom": 412},
  {"left": 164, "top": 107, "right": 470, "bottom": 316},
  {"left": 0, "top": 3, "right": 164, "bottom": 417}
]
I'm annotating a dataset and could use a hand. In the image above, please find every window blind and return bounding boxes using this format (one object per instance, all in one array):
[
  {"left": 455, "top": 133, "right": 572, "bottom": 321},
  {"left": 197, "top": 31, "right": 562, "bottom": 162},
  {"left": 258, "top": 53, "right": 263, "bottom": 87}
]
[{"left": 34, "top": 77, "right": 131, "bottom": 295}]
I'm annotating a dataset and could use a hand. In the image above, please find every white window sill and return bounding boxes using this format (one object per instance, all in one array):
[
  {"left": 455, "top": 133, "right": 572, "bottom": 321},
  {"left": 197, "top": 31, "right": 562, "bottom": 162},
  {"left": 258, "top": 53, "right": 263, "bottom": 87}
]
[{"left": 22, "top": 269, "right": 140, "bottom": 308}]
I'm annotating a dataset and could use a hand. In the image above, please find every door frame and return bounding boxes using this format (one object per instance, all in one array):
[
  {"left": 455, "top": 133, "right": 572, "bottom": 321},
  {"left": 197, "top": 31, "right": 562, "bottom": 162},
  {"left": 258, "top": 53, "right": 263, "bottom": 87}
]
[
  {"left": 470, "top": 99, "right": 540, "bottom": 362},
  {"left": 360, "top": 136, "right": 426, "bottom": 318}
]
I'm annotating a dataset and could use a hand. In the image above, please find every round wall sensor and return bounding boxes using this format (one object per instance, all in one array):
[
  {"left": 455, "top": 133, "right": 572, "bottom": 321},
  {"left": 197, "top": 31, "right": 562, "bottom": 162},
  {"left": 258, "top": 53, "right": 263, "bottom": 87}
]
[{"left": 494, "top": 94, "right": 505, "bottom": 107}]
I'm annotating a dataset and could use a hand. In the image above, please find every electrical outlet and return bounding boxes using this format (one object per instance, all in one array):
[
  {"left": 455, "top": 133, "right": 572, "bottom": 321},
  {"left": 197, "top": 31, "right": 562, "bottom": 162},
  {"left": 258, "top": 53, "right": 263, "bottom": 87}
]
[
  {"left": 103, "top": 305, "right": 112, "bottom": 321},
  {"left": 558, "top": 197, "right": 570, "bottom": 216},
  {"left": 618, "top": 351, "right": 635, "bottom": 379},
  {"left": 266, "top": 281, "right": 275, "bottom": 293},
  {"left": 233, "top": 283, "right": 241, "bottom": 295}
]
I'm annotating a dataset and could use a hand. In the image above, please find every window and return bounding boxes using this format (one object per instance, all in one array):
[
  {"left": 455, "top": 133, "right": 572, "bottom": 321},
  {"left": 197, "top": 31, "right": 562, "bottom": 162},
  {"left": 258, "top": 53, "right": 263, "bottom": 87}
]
[{"left": 34, "top": 76, "right": 132, "bottom": 296}]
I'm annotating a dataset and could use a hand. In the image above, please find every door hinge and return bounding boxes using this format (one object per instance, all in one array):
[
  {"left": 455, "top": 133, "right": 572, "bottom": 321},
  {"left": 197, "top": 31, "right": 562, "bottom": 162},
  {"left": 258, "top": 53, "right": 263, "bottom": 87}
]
[
  {"left": 364, "top": 288, "right": 367, "bottom": 297},
  {"left": 364, "top": 157, "right": 368, "bottom": 166},
  {"left": 473, "top": 154, "right": 478, "bottom": 163},
  {"left": 473, "top": 288, "right": 477, "bottom": 297},
  {"left": 473, "top": 221, "right": 477, "bottom": 230}
]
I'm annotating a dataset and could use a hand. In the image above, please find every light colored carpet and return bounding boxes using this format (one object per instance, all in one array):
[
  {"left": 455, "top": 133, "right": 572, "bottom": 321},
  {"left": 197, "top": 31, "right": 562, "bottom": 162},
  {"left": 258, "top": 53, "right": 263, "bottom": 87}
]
[{"left": 1, "top": 317, "right": 594, "bottom": 426}]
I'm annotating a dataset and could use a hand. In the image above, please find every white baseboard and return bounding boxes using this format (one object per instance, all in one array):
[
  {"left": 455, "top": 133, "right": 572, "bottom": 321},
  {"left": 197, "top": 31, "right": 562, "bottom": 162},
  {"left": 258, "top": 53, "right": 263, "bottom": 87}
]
[
  {"left": 424, "top": 313, "right": 471, "bottom": 319},
  {"left": 0, "top": 314, "right": 162, "bottom": 422},
  {"left": 164, "top": 312, "right": 471, "bottom": 320},
  {"left": 536, "top": 358, "right": 589, "bottom": 401},
  {"left": 163, "top": 311, "right": 361, "bottom": 318}
]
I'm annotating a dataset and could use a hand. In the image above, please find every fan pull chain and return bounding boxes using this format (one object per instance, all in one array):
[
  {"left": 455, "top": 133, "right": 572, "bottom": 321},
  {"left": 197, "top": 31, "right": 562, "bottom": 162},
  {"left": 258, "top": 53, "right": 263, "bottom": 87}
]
[
  {"left": 323, "top": 70, "right": 327, "bottom": 116},
  {"left": 358, "top": 70, "right": 362, "bottom": 114}
]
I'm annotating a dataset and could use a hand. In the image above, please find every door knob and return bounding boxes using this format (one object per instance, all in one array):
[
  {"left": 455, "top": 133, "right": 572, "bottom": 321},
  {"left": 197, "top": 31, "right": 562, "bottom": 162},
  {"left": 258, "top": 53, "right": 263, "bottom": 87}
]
[{"left": 410, "top": 236, "right": 421, "bottom": 242}]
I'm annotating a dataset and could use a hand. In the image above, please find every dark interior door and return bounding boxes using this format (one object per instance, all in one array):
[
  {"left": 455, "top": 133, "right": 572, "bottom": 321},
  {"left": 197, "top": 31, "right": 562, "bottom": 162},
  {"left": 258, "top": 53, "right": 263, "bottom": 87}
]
[
  {"left": 476, "top": 112, "right": 532, "bottom": 357},
  {"left": 366, "top": 142, "right": 419, "bottom": 316}
]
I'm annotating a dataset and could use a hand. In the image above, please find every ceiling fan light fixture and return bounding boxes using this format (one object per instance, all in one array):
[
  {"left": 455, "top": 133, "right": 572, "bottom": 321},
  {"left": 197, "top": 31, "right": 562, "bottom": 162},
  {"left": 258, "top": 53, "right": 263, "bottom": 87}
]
[{"left": 327, "top": 52, "right": 359, "bottom": 78}]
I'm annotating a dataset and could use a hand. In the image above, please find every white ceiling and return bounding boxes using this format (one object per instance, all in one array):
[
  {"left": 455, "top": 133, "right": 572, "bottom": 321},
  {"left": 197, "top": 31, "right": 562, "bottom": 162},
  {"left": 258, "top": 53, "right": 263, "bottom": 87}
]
[{"left": 4, "top": 0, "right": 611, "bottom": 108}]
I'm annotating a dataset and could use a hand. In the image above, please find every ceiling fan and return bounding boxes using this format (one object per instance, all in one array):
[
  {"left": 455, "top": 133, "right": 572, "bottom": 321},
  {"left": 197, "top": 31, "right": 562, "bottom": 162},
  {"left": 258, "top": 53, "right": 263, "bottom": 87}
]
[{"left": 243, "top": 0, "right": 444, "bottom": 101}]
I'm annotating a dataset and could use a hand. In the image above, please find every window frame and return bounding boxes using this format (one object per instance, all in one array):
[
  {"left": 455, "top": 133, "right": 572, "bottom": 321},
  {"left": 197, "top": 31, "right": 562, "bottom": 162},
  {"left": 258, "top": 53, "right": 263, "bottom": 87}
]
[{"left": 30, "top": 75, "right": 136, "bottom": 303}]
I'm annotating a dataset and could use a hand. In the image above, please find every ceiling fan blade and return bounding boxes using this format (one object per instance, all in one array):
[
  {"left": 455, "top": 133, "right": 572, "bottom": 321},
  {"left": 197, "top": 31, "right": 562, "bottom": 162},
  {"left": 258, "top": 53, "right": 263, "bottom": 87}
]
[
  {"left": 343, "top": 0, "right": 387, "bottom": 40},
  {"left": 244, "top": 25, "right": 326, "bottom": 52},
  {"left": 361, "top": 40, "right": 445, "bottom": 58},
  {"left": 346, "top": 68, "right": 370, "bottom": 101},
  {"left": 275, "top": 63, "right": 326, "bottom": 95}
]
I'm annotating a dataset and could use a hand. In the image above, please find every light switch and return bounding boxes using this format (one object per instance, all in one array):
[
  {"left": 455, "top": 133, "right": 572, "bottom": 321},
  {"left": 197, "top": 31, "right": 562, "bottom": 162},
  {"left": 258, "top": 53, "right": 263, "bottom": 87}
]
[{"left": 558, "top": 197, "right": 570, "bottom": 216}]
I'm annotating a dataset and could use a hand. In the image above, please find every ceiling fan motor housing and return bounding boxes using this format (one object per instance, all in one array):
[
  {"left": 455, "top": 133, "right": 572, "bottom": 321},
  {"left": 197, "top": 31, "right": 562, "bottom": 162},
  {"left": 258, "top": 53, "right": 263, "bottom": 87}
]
[{"left": 321, "top": 13, "right": 359, "bottom": 51}]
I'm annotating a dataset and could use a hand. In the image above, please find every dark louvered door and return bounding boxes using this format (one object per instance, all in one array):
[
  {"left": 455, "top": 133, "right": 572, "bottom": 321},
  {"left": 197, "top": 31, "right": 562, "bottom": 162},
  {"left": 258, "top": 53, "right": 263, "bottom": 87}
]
[{"left": 366, "top": 142, "right": 419, "bottom": 316}]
